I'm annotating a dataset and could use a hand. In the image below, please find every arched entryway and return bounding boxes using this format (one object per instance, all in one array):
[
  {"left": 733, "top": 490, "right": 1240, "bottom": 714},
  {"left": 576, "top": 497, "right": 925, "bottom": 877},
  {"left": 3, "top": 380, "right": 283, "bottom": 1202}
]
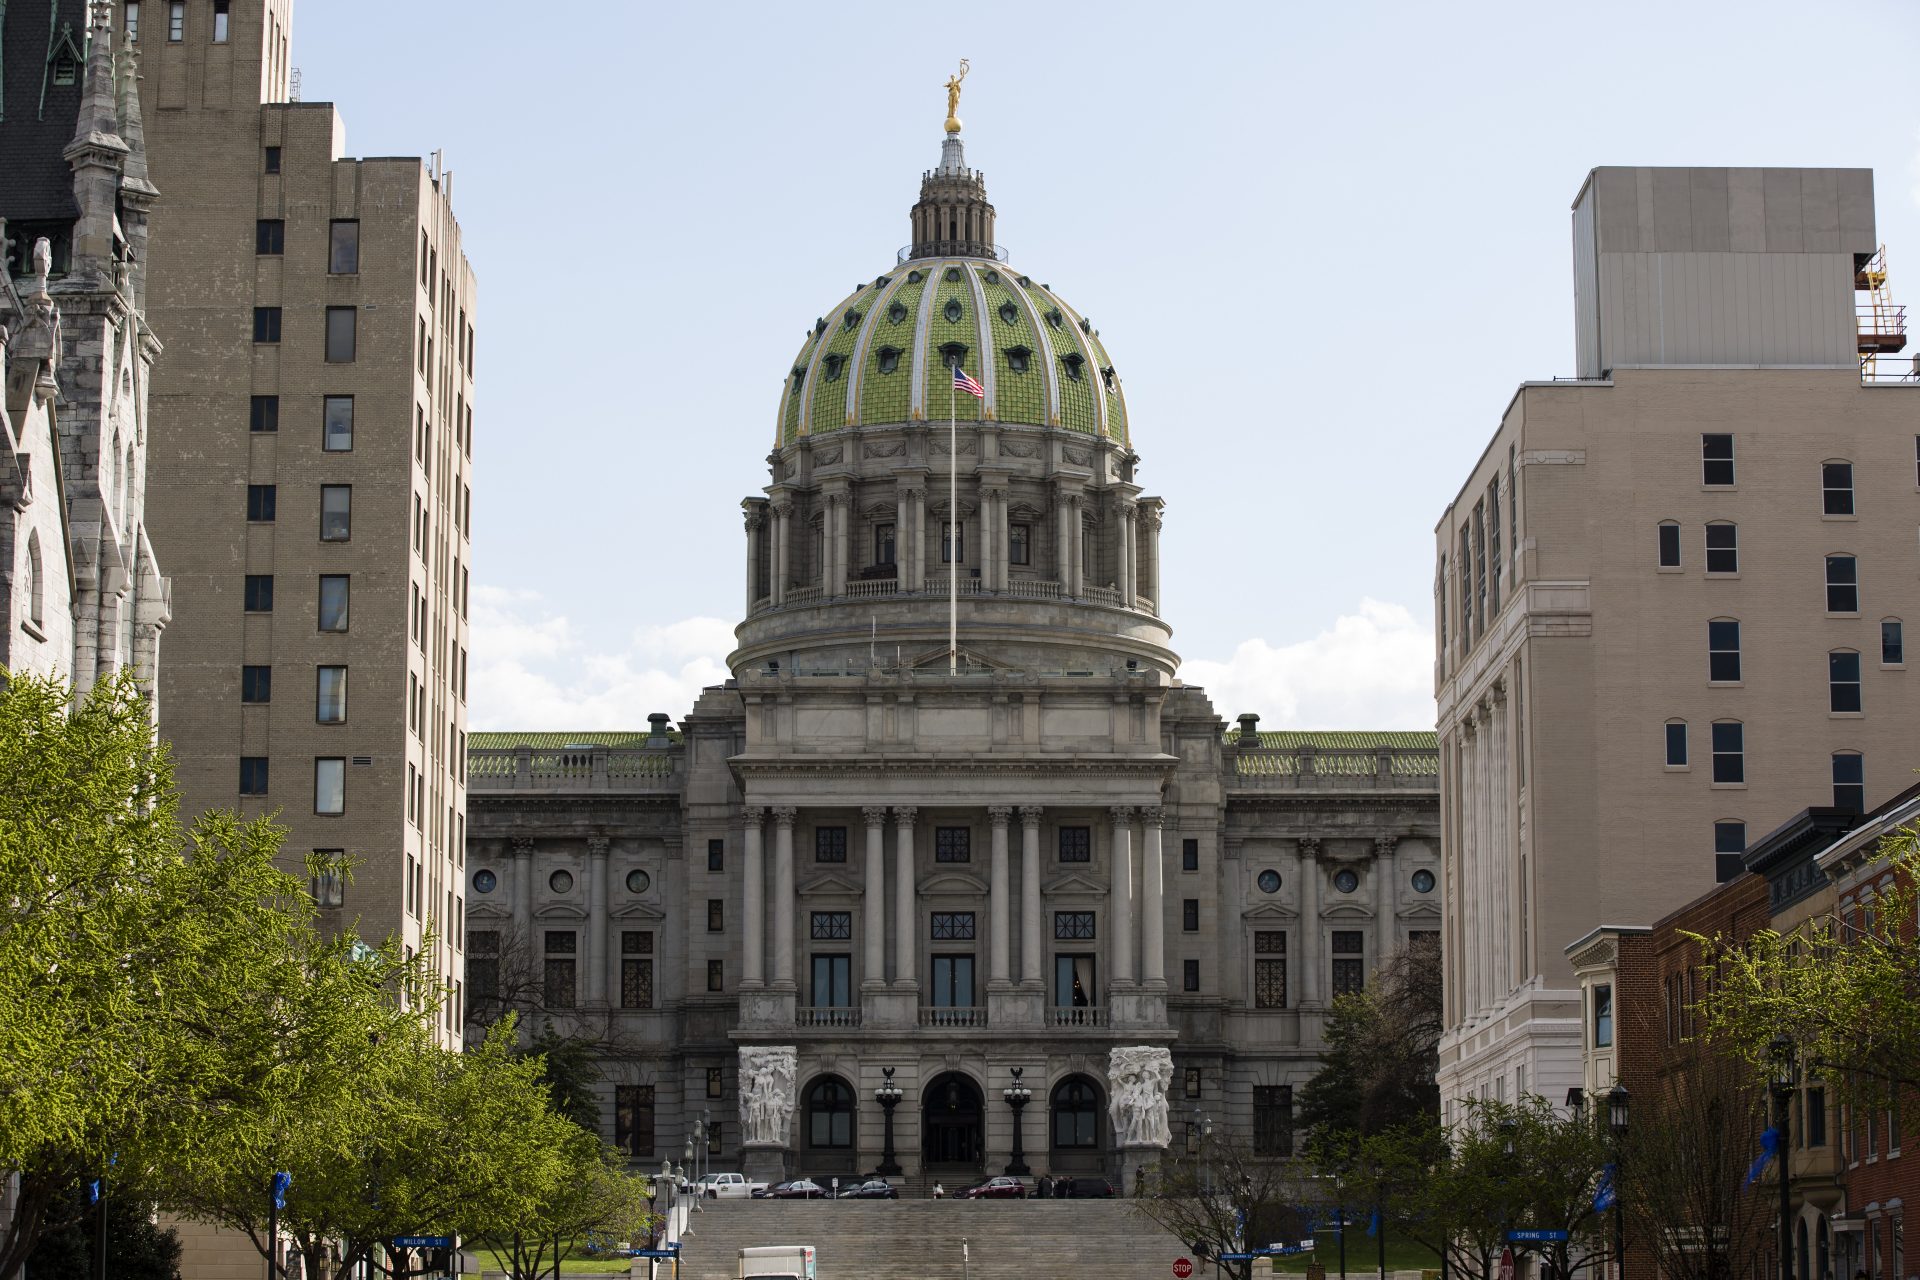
[
  {"left": 1049, "top": 1075, "right": 1106, "bottom": 1175},
  {"left": 921, "top": 1072, "right": 984, "bottom": 1175},
  {"left": 802, "top": 1075, "right": 858, "bottom": 1177}
]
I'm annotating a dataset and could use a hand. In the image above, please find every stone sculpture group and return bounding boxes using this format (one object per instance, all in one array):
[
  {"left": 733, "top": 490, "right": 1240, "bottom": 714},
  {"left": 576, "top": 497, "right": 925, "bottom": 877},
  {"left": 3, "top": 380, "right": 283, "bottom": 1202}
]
[
  {"left": 1107, "top": 1045, "right": 1175, "bottom": 1147},
  {"left": 739, "top": 1045, "right": 797, "bottom": 1145}
]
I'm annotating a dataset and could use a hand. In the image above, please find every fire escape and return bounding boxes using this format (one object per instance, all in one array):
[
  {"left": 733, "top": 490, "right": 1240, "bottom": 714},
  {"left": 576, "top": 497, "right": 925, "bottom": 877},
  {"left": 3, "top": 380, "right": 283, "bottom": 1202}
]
[{"left": 1855, "top": 245, "right": 1912, "bottom": 379}]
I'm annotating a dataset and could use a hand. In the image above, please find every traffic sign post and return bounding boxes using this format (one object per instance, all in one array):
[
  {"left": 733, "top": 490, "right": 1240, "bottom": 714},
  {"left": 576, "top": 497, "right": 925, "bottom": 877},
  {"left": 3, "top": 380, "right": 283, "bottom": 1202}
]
[
  {"left": 1506, "top": 1230, "right": 1570, "bottom": 1245},
  {"left": 1174, "top": 1258, "right": 1195, "bottom": 1278},
  {"left": 1498, "top": 1247, "right": 1515, "bottom": 1280}
]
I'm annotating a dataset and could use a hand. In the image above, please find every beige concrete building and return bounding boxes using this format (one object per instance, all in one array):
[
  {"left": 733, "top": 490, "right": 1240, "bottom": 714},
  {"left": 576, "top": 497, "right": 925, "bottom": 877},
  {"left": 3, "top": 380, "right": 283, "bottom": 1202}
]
[
  {"left": 1434, "top": 166, "right": 1919, "bottom": 1118},
  {"left": 130, "top": 0, "right": 476, "bottom": 1041}
]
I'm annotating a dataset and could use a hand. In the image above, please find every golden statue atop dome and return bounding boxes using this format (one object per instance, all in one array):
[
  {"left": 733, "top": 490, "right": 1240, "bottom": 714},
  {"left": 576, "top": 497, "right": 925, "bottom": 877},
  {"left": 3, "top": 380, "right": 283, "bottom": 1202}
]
[{"left": 944, "top": 59, "right": 969, "bottom": 134}]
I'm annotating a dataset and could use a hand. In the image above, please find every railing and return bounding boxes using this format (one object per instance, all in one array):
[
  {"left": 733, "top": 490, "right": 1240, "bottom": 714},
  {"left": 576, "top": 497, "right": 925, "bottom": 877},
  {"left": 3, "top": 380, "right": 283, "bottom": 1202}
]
[
  {"left": 784, "top": 585, "right": 823, "bottom": 608},
  {"left": 1081, "top": 585, "right": 1122, "bottom": 607},
  {"left": 845, "top": 579, "right": 900, "bottom": 599},
  {"left": 919, "top": 1006, "right": 988, "bottom": 1029},
  {"left": 468, "top": 745, "right": 679, "bottom": 791},
  {"left": 1231, "top": 745, "right": 1440, "bottom": 788},
  {"left": 1861, "top": 353, "right": 1920, "bottom": 384},
  {"left": 1049, "top": 1006, "right": 1105, "bottom": 1028},
  {"left": 898, "top": 242, "right": 1012, "bottom": 264},
  {"left": 797, "top": 1006, "right": 862, "bottom": 1029},
  {"left": 1005, "top": 579, "right": 1063, "bottom": 600},
  {"left": 749, "top": 578, "right": 1164, "bottom": 618}
]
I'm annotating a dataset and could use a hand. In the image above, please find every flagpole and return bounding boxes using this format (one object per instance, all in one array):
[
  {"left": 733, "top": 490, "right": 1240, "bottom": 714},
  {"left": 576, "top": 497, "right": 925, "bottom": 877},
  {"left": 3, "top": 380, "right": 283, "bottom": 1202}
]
[{"left": 949, "top": 369, "right": 958, "bottom": 676}]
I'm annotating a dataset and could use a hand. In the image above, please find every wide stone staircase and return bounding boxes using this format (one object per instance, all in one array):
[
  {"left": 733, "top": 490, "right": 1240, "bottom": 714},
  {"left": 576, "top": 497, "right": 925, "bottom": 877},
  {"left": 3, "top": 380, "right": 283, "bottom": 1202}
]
[{"left": 652, "top": 1197, "right": 1193, "bottom": 1280}]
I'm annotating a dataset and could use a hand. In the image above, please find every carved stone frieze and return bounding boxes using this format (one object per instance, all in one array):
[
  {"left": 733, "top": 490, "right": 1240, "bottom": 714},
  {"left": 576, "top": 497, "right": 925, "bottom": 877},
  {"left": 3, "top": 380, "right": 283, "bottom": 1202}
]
[{"left": 864, "top": 440, "right": 907, "bottom": 459}]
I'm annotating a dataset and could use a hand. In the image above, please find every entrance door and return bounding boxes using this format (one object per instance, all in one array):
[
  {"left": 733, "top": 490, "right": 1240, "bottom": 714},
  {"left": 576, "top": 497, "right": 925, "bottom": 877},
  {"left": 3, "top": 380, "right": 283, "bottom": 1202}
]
[
  {"left": 928, "top": 954, "right": 976, "bottom": 1026},
  {"left": 921, "top": 1073, "right": 984, "bottom": 1171}
]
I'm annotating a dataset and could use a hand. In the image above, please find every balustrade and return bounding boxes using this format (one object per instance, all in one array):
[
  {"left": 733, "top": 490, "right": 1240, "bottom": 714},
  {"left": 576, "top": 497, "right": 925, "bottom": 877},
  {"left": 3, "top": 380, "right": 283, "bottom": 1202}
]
[
  {"left": 919, "top": 1006, "right": 989, "bottom": 1029},
  {"left": 796, "top": 1006, "right": 862, "bottom": 1029},
  {"left": 1048, "top": 1006, "right": 1106, "bottom": 1028}
]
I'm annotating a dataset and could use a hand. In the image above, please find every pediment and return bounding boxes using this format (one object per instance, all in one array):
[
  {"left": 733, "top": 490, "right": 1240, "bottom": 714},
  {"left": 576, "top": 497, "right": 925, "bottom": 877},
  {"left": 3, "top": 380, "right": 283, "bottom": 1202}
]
[
  {"left": 1401, "top": 901, "right": 1442, "bottom": 919},
  {"left": 1042, "top": 872, "right": 1107, "bottom": 898},
  {"left": 862, "top": 501, "right": 898, "bottom": 520},
  {"left": 1322, "top": 904, "right": 1375, "bottom": 920},
  {"left": 1007, "top": 501, "right": 1048, "bottom": 521},
  {"left": 921, "top": 870, "right": 989, "bottom": 896},
  {"left": 611, "top": 901, "right": 669, "bottom": 922},
  {"left": 1241, "top": 901, "right": 1298, "bottom": 921},
  {"left": 798, "top": 869, "right": 866, "bottom": 897},
  {"left": 904, "top": 643, "right": 1009, "bottom": 672},
  {"left": 468, "top": 901, "right": 515, "bottom": 920},
  {"left": 533, "top": 903, "right": 589, "bottom": 921}
]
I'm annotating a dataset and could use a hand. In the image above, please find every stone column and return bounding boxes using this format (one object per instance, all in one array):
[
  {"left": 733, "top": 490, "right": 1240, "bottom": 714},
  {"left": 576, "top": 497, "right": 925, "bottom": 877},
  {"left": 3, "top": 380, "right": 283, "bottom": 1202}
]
[
  {"left": 742, "top": 808, "right": 766, "bottom": 988},
  {"left": 905, "top": 488, "right": 924, "bottom": 593},
  {"left": 771, "top": 501, "right": 792, "bottom": 606},
  {"left": 1020, "top": 806, "right": 1044, "bottom": 987},
  {"left": 1139, "top": 808, "right": 1165, "bottom": 988},
  {"left": 586, "top": 836, "right": 610, "bottom": 1005},
  {"left": 1109, "top": 807, "right": 1135, "bottom": 986},
  {"left": 1119, "top": 505, "right": 1137, "bottom": 607},
  {"left": 1374, "top": 836, "right": 1399, "bottom": 968},
  {"left": 863, "top": 806, "right": 888, "bottom": 987},
  {"left": 893, "top": 807, "right": 918, "bottom": 989},
  {"left": 1054, "top": 489, "right": 1071, "bottom": 588},
  {"left": 1069, "top": 496, "right": 1084, "bottom": 597},
  {"left": 1141, "top": 507, "right": 1162, "bottom": 611},
  {"left": 989, "top": 806, "right": 1012, "bottom": 987},
  {"left": 772, "top": 808, "right": 797, "bottom": 989},
  {"left": 833, "top": 493, "right": 850, "bottom": 596},
  {"left": 512, "top": 836, "right": 534, "bottom": 929},
  {"left": 1297, "top": 837, "right": 1322, "bottom": 1006},
  {"left": 744, "top": 508, "right": 764, "bottom": 613}
]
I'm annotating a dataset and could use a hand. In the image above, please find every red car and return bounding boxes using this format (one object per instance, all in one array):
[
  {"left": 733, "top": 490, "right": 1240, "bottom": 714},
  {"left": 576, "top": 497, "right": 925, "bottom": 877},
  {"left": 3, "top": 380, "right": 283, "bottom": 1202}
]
[{"left": 960, "top": 1176, "right": 1028, "bottom": 1199}]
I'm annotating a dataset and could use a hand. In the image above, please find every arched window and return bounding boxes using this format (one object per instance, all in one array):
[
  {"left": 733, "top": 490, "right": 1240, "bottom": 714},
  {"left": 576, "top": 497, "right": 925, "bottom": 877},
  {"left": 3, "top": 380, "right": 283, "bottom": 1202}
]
[
  {"left": 1657, "top": 521, "right": 1681, "bottom": 568},
  {"left": 25, "top": 531, "right": 44, "bottom": 629},
  {"left": 1826, "top": 555, "right": 1859, "bottom": 613},
  {"left": 1829, "top": 650, "right": 1862, "bottom": 713},
  {"left": 1832, "top": 753, "right": 1864, "bottom": 813},
  {"left": 1664, "top": 719, "right": 1687, "bottom": 767},
  {"left": 1708, "top": 619, "right": 1741, "bottom": 683},
  {"left": 1711, "top": 721, "right": 1744, "bottom": 784},
  {"left": 1882, "top": 619, "right": 1904, "bottom": 666},
  {"left": 805, "top": 1077, "right": 853, "bottom": 1149},
  {"left": 1050, "top": 1077, "right": 1100, "bottom": 1149},
  {"left": 1705, "top": 522, "right": 1738, "bottom": 574},
  {"left": 1823, "top": 461, "right": 1855, "bottom": 516}
]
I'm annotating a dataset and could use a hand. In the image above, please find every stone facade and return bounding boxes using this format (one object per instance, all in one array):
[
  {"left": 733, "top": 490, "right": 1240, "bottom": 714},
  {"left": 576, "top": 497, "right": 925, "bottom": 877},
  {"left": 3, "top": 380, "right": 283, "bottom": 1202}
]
[
  {"left": 466, "top": 125, "right": 1439, "bottom": 1184},
  {"left": 1, "top": 0, "right": 170, "bottom": 701}
]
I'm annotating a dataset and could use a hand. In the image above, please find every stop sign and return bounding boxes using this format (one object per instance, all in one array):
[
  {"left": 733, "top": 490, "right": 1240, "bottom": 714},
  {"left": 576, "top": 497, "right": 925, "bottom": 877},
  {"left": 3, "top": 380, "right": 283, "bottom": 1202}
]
[
  {"left": 1499, "top": 1247, "right": 1516, "bottom": 1280},
  {"left": 1174, "top": 1259, "right": 1194, "bottom": 1278}
]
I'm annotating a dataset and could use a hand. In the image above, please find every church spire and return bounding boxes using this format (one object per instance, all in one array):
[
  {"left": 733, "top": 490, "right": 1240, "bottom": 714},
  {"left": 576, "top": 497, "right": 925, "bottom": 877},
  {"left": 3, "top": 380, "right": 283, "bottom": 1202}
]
[
  {"left": 908, "top": 60, "right": 997, "bottom": 261},
  {"left": 63, "top": 0, "right": 130, "bottom": 283}
]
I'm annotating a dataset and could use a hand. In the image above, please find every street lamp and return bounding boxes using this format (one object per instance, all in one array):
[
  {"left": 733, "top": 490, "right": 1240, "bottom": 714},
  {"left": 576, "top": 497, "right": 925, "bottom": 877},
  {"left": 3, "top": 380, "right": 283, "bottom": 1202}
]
[
  {"left": 875, "top": 1067, "right": 904, "bottom": 1177},
  {"left": 1608, "top": 1085, "right": 1629, "bottom": 1280},
  {"left": 1770, "top": 1037, "right": 1796, "bottom": 1280},
  {"left": 1003, "top": 1067, "right": 1033, "bottom": 1176}
]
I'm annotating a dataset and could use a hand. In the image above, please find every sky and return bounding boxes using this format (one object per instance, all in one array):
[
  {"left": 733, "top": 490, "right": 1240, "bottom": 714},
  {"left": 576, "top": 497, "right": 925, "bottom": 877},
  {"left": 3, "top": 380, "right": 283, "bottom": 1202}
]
[{"left": 293, "top": 0, "right": 1920, "bottom": 733}]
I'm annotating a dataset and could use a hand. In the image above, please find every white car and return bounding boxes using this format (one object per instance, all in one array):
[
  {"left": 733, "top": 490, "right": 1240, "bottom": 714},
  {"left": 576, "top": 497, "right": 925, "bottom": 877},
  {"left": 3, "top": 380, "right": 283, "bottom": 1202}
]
[{"left": 705, "top": 1172, "right": 770, "bottom": 1199}]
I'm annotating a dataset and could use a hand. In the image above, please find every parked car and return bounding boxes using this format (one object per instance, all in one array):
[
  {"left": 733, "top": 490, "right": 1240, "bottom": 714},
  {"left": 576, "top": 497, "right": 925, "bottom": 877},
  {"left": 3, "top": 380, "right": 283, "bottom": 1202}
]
[
  {"left": 705, "top": 1172, "right": 770, "bottom": 1199},
  {"left": 1056, "top": 1176, "right": 1116, "bottom": 1199},
  {"left": 959, "top": 1176, "right": 1028, "bottom": 1200},
  {"left": 772, "top": 1178, "right": 831, "bottom": 1199},
  {"left": 836, "top": 1179, "right": 898, "bottom": 1199},
  {"left": 750, "top": 1181, "right": 786, "bottom": 1199}
]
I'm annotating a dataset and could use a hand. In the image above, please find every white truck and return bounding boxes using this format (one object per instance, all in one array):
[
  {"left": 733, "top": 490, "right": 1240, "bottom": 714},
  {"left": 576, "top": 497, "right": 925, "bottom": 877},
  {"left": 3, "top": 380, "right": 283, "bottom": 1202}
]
[
  {"left": 737, "top": 1245, "right": 816, "bottom": 1279},
  {"left": 704, "top": 1172, "right": 770, "bottom": 1199}
]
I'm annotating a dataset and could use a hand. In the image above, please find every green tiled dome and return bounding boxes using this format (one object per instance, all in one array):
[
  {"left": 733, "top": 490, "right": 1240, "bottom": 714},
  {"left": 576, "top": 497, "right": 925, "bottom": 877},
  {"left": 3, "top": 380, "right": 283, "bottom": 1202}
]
[{"left": 775, "top": 259, "right": 1129, "bottom": 448}]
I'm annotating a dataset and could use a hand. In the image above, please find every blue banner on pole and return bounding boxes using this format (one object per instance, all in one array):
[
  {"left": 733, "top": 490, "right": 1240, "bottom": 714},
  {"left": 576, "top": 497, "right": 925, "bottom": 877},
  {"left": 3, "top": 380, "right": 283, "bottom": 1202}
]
[
  {"left": 87, "top": 1180, "right": 101, "bottom": 1206},
  {"left": 1593, "top": 1163, "right": 1616, "bottom": 1213},
  {"left": 1744, "top": 1127, "right": 1781, "bottom": 1189},
  {"left": 1368, "top": 1208, "right": 1381, "bottom": 1238},
  {"left": 271, "top": 1172, "right": 292, "bottom": 1209}
]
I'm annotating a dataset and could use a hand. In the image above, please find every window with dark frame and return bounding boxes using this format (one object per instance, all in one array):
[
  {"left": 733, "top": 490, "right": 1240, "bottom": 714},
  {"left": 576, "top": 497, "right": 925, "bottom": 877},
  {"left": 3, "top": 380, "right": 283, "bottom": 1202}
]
[
  {"left": 873, "top": 523, "right": 895, "bottom": 566},
  {"left": 931, "top": 912, "right": 976, "bottom": 940},
  {"left": 1884, "top": 621, "right": 1905, "bottom": 665},
  {"left": 247, "top": 484, "right": 276, "bottom": 522},
  {"left": 1824, "top": 462, "right": 1855, "bottom": 516},
  {"left": 1331, "top": 930, "right": 1366, "bottom": 995},
  {"left": 707, "top": 959, "right": 724, "bottom": 991},
  {"left": 814, "top": 826, "right": 848, "bottom": 863},
  {"left": 935, "top": 826, "right": 970, "bottom": 862},
  {"left": 252, "top": 307, "right": 281, "bottom": 342},
  {"left": 1709, "top": 619, "right": 1742, "bottom": 682},
  {"left": 1009, "top": 523, "right": 1031, "bottom": 565},
  {"left": 1833, "top": 753, "right": 1865, "bottom": 812},
  {"left": 1182, "top": 838, "right": 1199, "bottom": 871},
  {"left": 1702, "top": 433, "right": 1734, "bottom": 485},
  {"left": 166, "top": 1, "right": 182, "bottom": 40},
  {"left": 1705, "top": 523, "right": 1738, "bottom": 574},
  {"left": 320, "top": 485, "right": 351, "bottom": 541},
  {"left": 810, "top": 911, "right": 853, "bottom": 940},
  {"left": 1592, "top": 984, "right": 1614, "bottom": 1047},
  {"left": 1253, "top": 1085, "right": 1294, "bottom": 1157},
  {"left": 1057, "top": 826, "right": 1091, "bottom": 862},
  {"left": 239, "top": 756, "right": 268, "bottom": 795},
  {"left": 244, "top": 574, "right": 274, "bottom": 613},
  {"left": 1183, "top": 958, "right": 1200, "bottom": 992},
  {"left": 1712, "top": 722, "right": 1745, "bottom": 784},
  {"left": 324, "top": 306, "right": 356, "bottom": 362},
  {"left": 1182, "top": 899, "right": 1199, "bottom": 931},
  {"left": 1657, "top": 522, "right": 1681, "bottom": 568},
  {"left": 614, "top": 1084, "right": 654, "bottom": 1158},
  {"left": 329, "top": 221, "right": 360, "bottom": 275},
  {"left": 941, "top": 521, "right": 964, "bottom": 564},
  {"left": 707, "top": 1067, "right": 723, "bottom": 1099},
  {"left": 1665, "top": 721, "right": 1687, "bottom": 767},
  {"left": 467, "top": 930, "right": 499, "bottom": 1008},
  {"left": 707, "top": 899, "right": 724, "bottom": 932},
  {"left": 323, "top": 396, "right": 354, "bottom": 451},
  {"left": 620, "top": 931, "right": 654, "bottom": 1009},
  {"left": 241, "top": 665, "right": 271, "bottom": 704},
  {"left": 250, "top": 394, "right": 279, "bottom": 433},
  {"left": 1831, "top": 650, "right": 1863, "bottom": 713},
  {"left": 264, "top": 146, "right": 280, "bottom": 174},
  {"left": 314, "top": 758, "right": 344, "bottom": 815},
  {"left": 318, "top": 575, "right": 349, "bottom": 632},
  {"left": 1827, "top": 555, "right": 1859, "bottom": 613},
  {"left": 315, "top": 666, "right": 347, "bottom": 723},
  {"left": 708, "top": 838, "right": 725, "bottom": 872},
  {"left": 211, "top": 0, "right": 228, "bottom": 42},
  {"left": 543, "top": 932, "right": 577, "bottom": 1009},
  {"left": 1054, "top": 911, "right": 1096, "bottom": 940},
  {"left": 255, "top": 219, "right": 283, "bottom": 255},
  {"left": 1254, "top": 930, "right": 1286, "bottom": 1009}
]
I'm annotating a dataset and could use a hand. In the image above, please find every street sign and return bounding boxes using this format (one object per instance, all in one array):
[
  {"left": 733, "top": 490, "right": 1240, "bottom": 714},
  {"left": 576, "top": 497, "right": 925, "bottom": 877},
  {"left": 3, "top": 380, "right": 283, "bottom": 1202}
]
[
  {"left": 1507, "top": 1230, "right": 1571, "bottom": 1244},
  {"left": 393, "top": 1236, "right": 453, "bottom": 1249},
  {"left": 633, "top": 1248, "right": 682, "bottom": 1260},
  {"left": 1498, "top": 1247, "right": 1515, "bottom": 1280},
  {"left": 1174, "top": 1259, "right": 1194, "bottom": 1278}
]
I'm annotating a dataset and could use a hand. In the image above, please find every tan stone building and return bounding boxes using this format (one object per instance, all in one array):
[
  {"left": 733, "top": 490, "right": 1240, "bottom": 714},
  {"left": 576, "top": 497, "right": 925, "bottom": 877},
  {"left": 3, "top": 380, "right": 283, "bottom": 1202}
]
[
  {"left": 1434, "top": 166, "right": 1919, "bottom": 1117},
  {"left": 129, "top": 0, "right": 476, "bottom": 1039}
]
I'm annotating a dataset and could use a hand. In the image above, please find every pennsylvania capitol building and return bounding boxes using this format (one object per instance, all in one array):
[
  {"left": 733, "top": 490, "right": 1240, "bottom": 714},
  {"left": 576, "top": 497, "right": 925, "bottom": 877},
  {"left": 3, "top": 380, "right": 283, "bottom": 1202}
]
[{"left": 463, "top": 109, "right": 1439, "bottom": 1187}]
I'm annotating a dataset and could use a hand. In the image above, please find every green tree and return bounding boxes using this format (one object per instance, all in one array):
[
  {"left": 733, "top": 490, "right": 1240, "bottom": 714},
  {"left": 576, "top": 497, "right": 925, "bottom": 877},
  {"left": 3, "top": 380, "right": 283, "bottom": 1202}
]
[
  {"left": 1129, "top": 1136, "right": 1318, "bottom": 1279},
  {"left": 1692, "top": 827, "right": 1920, "bottom": 1104},
  {"left": 515, "top": 1022, "right": 605, "bottom": 1132},
  {"left": 1297, "top": 938, "right": 1442, "bottom": 1145},
  {"left": 23, "top": 1185, "right": 183, "bottom": 1280},
  {"left": 468, "top": 1126, "right": 653, "bottom": 1280}
]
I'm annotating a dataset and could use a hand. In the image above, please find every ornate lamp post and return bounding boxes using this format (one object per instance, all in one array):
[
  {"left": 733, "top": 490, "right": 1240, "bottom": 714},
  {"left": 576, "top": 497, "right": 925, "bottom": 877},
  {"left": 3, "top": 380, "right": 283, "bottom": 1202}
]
[
  {"left": 875, "top": 1067, "right": 905, "bottom": 1177},
  {"left": 1003, "top": 1067, "right": 1033, "bottom": 1176},
  {"left": 1770, "top": 1037, "right": 1796, "bottom": 1280},
  {"left": 1608, "top": 1085, "right": 1630, "bottom": 1280}
]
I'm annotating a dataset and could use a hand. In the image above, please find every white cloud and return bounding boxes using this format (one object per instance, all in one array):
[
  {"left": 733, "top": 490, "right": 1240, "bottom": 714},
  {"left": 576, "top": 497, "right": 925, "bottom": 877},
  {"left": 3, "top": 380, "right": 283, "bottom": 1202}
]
[
  {"left": 1180, "top": 599, "right": 1437, "bottom": 731},
  {"left": 467, "top": 585, "right": 733, "bottom": 731}
]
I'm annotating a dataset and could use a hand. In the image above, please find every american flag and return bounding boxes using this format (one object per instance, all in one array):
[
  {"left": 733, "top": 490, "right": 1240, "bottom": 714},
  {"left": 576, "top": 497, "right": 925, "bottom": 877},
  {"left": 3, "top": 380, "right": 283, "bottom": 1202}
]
[{"left": 953, "top": 366, "right": 986, "bottom": 398}]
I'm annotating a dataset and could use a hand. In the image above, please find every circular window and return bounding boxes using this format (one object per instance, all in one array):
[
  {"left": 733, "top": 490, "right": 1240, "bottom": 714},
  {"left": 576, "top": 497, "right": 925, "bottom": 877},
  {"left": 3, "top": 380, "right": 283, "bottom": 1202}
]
[
  {"left": 471, "top": 869, "right": 497, "bottom": 894},
  {"left": 1411, "top": 869, "right": 1436, "bottom": 894},
  {"left": 1333, "top": 869, "right": 1360, "bottom": 894},
  {"left": 549, "top": 869, "right": 574, "bottom": 894},
  {"left": 1256, "top": 869, "right": 1281, "bottom": 894},
  {"left": 626, "top": 869, "right": 651, "bottom": 895}
]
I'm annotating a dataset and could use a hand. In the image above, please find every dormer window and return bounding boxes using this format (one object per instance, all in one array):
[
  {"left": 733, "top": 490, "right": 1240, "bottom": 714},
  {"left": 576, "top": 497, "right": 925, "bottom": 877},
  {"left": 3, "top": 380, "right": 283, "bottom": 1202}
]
[
  {"left": 944, "top": 267, "right": 962, "bottom": 283},
  {"left": 984, "top": 270, "right": 1000, "bottom": 284},
  {"left": 998, "top": 301, "right": 1020, "bottom": 326},
  {"left": 939, "top": 342, "right": 970, "bottom": 370},
  {"left": 822, "top": 353, "right": 846, "bottom": 382},
  {"left": 791, "top": 368, "right": 807, "bottom": 393},
  {"left": 814, "top": 318, "right": 828, "bottom": 335},
  {"left": 1101, "top": 365, "right": 1117, "bottom": 392},
  {"left": 887, "top": 301, "right": 908, "bottom": 324},
  {"left": 52, "top": 49, "right": 78, "bottom": 86},
  {"left": 1060, "top": 353, "right": 1086, "bottom": 382},
  {"left": 842, "top": 309, "right": 862, "bottom": 332},
  {"left": 943, "top": 298, "right": 964, "bottom": 323},
  {"left": 876, "top": 346, "right": 903, "bottom": 375},
  {"left": 907, "top": 270, "right": 923, "bottom": 285},
  {"left": 1080, "top": 317, "right": 1092, "bottom": 334},
  {"left": 1005, "top": 345, "right": 1033, "bottom": 374},
  {"left": 874, "top": 275, "right": 892, "bottom": 289},
  {"left": 1045, "top": 308, "right": 1063, "bottom": 329}
]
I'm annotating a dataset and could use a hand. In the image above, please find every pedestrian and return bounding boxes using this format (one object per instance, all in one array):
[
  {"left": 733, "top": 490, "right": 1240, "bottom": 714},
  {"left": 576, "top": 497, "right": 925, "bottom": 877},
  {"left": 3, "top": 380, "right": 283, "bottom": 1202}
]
[
  {"left": 932, "top": 1182, "right": 945, "bottom": 1199},
  {"left": 1035, "top": 1174, "right": 1050, "bottom": 1199}
]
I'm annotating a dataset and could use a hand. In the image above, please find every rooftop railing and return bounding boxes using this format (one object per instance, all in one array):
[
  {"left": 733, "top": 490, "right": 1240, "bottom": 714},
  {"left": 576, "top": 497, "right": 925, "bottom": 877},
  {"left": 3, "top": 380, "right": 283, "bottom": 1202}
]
[
  {"left": 1231, "top": 745, "right": 1439, "bottom": 789},
  {"left": 468, "top": 745, "right": 679, "bottom": 791}
]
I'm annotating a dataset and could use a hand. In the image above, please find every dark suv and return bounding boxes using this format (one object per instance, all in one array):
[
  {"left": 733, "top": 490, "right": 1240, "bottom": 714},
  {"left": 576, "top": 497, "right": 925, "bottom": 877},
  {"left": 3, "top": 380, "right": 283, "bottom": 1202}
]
[{"left": 1055, "top": 1176, "right": 1116, "bottom": 1198}]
